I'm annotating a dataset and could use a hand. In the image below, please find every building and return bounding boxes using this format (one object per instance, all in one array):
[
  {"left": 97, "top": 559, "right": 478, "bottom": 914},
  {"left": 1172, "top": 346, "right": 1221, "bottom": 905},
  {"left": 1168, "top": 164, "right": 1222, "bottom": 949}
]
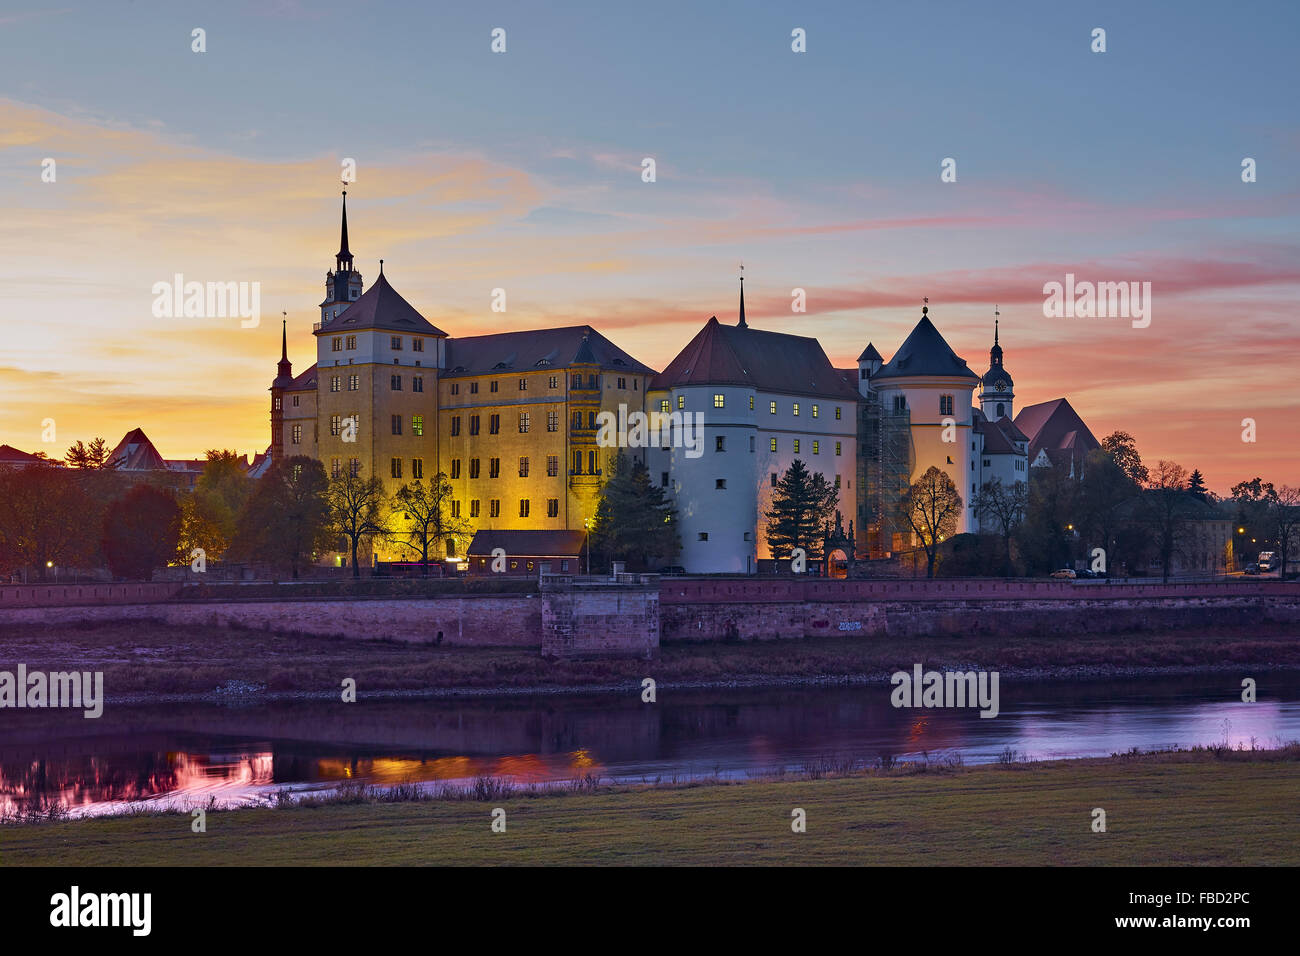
[
  {"left": 646, "top": 280, "right": 859, "bottom": 573},
  {"left": 0, "top": 445, "right": 55, "bottom": 468},
  {"left": 1014, "top": 397, "right": 1101, "bottom": 477},
  {"left": 466, "top": 529, "right": 587, "bottom": 575},
  {"left": 271, "top": 194, "right": 656, "bottom": 564}
]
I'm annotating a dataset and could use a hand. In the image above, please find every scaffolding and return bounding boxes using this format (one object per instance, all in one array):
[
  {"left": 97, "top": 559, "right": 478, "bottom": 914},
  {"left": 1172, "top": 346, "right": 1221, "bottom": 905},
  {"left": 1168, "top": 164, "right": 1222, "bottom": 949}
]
[{"left": 857, "top": 391, "right": 914, "bottom": 559}]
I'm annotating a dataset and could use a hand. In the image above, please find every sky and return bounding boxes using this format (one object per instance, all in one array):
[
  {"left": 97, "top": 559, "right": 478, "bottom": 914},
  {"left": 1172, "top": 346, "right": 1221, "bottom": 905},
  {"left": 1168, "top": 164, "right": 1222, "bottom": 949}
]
[{"left": 1, "top": 0, "right": 1297, "bottom": 492}]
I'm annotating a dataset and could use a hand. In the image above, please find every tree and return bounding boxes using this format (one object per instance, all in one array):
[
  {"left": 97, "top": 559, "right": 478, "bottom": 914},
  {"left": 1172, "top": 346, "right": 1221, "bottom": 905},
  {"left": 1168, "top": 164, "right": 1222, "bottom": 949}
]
[
  {"left": 1015, "top": 460, "right": 1078, "bottom": 575},
  {"left": 1268, "top": 485, "right": 1300, "bottom": 579},
  {"left": 1230, "top": 477, "right": 1275, "bottom": 565},
  {"left": 904, "top": 466, "right": 963, "bottom": 579},
  {"left": 1101, "top": 431, "right": 1148, "bottom": 486},
  {"left": 1143, "top": 460, "right": 1190, "bottom": 583},
  {"left": 393, "top": 473, "right": 468, "bottom": 575},
  {"left": 65, "top": 437, "right": 109, "bottom": 469},
  {"left": 231, "top": 456, "right": 332, "bottom": 578},
  {"left": 1077, "top": 447, "right": 1140, "bottom": 573},
  {"left": 101, "top": 484, "right": 182, "bottom": 581},
  {"left": 0, "top": 465, "right": 96, "bottom": 579},
  {"left": 181, "top": 450, "right": 251, "bottom": 561},
  {"left": 590, "top": 452, "right": 681, "bottom": 570},
  {"left": 764, "top": 459, "right": 838, "bottom": 567},
  {"left": 327, "top": 466, "right": 390, "bottom": 579},
  {"left": 971, "top": 478, "right": 1027, "bottom": 575},
  {"left": 1187, "top": 469, "right": 1208, "bottom": 501}
]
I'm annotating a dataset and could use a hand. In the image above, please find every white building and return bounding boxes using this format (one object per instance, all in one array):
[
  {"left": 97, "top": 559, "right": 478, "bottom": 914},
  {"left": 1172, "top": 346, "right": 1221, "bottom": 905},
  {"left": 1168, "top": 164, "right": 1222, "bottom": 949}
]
[{"left": 646, "top": 285, "right": 859, "bottom": 573}]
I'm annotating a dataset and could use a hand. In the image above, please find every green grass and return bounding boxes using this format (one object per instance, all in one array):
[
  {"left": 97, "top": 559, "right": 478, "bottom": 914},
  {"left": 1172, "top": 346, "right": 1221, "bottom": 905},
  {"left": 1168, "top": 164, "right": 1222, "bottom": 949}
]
[
  {"left": 4, "top": 620, "right": 1299, "bottom": 697},
  {"left": 4, "top": 750, "right": 1296, "bottom": 866}
]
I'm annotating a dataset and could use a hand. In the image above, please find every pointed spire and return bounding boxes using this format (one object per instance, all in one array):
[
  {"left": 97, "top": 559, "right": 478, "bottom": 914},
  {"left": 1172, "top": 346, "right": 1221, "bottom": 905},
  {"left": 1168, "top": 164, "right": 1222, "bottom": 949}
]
[
  {"left": 990, "top": 306, "right": 1003, "bottom": 367},
  {"left": 336, "top": 190, "right": 353, "bottom": 271},
  {"left": 738, "top": 263, "right": 747, "bottom": 328},
  {"left": 274, "top": 312, "right": 293, "bottom": 384}
]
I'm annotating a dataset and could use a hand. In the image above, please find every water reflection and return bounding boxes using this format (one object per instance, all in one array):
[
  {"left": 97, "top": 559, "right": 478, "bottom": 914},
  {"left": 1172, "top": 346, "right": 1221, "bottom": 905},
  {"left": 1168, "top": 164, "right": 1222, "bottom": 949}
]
[{"left": 2, "top": 674, "right": 1297, "bottom": 818}]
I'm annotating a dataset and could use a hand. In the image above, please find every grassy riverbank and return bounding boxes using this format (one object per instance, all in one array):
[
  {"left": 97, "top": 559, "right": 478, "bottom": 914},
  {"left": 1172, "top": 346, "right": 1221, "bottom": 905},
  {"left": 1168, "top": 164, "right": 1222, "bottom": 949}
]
[
  {"left": 2, "top": 620, "right": 1297, "bottom": 699},
  {"left": 3, "top": 748, "right": 1296, "bottom": 865}
]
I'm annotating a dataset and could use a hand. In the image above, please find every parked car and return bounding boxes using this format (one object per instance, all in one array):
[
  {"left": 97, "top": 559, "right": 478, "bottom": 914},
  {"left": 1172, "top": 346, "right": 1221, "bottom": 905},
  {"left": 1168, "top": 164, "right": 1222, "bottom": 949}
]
[
  {"left": 658, "top": 566, "right": 687, "bottom": 576},
  {"left": 1050, "top": 568, "right": 1077, "bottom": 580},
  {"left": 1075, "top": 568, "right": 1101, "bottom": 579},
  {"left": 1244, "top": 563, "right": 1261, "bottom": 575}
]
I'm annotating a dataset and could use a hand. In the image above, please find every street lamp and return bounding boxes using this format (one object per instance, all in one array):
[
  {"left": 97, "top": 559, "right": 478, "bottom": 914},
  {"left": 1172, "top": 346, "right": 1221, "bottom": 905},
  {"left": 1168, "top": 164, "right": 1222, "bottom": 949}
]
[{"left": 583, "top": 518, "right": 591, "bottom": 575}]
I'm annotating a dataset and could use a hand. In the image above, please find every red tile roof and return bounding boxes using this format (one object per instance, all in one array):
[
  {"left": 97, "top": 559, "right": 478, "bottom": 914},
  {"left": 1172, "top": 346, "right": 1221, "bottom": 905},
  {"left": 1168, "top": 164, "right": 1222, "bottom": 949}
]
[{"left": 444, "top": 325, "right": 653, "bottom": 377}]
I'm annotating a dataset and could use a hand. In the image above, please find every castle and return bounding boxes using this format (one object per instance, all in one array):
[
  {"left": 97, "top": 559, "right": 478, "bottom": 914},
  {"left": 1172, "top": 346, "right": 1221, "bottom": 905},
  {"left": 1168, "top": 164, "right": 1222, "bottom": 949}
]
[{"left": 269, "top": 196, "right": 1099, "bottom": 571}]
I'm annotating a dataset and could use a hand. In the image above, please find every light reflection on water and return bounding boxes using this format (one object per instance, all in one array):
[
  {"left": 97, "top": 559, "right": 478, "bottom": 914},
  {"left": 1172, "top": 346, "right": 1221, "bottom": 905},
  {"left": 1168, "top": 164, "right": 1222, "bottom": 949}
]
[{"left": 3, "top": 675, "right": 1298, "bottom": 818}]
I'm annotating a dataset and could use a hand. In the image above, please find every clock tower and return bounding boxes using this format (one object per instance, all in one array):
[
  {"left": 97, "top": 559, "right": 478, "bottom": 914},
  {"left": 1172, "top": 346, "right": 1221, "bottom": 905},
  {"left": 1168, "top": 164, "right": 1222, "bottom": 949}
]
[{"left": 978, "top": 313, "right": 1015, "bottom": 420}]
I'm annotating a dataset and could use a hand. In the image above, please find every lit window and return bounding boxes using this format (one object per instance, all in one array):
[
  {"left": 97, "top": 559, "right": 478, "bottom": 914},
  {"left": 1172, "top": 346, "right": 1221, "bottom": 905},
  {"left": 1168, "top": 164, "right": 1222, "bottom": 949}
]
[
  {"left": 412, "top": 415, "right": 424, "bottom": 437},
  {"left": 713, "top": 394, "right": 725, "bottom": 408}
]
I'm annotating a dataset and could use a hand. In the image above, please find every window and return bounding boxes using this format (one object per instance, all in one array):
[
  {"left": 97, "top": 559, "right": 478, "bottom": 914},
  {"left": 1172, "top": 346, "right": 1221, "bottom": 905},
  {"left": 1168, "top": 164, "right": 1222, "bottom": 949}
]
[
  {"left": 470, "top": 499, "right": 480, "bottom": 518},
  {"left": 770, "top": 401, "right": 777, "bottom": 414},
  {"left": 451, "top": 500, "right": 461, "bottom": 518},
  {"left": 470, "top": 415, "right": 480, "bottom": 436},
  {"left": 546, "top": 410, "right": 558, "bottom": 432},
  {"left": 450, "top": 416, "right": 461, "bottom": 437},
  {"left": 412, "top": 415, "right": 424, "bottom": 437},
  {"left": 548, "top": 375, "right": 558, "bottom": 389},
  {"left": 489, "top": 458, "right": 500, "bottom": 478},
  {"left": 413, "top": 338, "right": 423, "bottom": 352},
  {"left": 345, "top": 335, "right": 356, "bottom": 350},
  {"left": 715, "top": 479, "right": 726, "bottom": 489},
  {"left": 413, "top": 376, "right": 424, "bottom": 393},
  {"left": 519, "top": 499, "right": 530, "bottom": 518},
  {"left": 349, "top": 458, "right": 360, "bottom": 476},
  {"left": 771, "top": 473, "right": 778, "bottom": 487},
  {"left": 984, "top": 459, "right": 991, "bottom": 468},
  {"left": 547, "top": 455, "right": 558, "bottom": 477},
  {"left": 770, "top": 437, "right": 777, "bottom": 452},
  {"left": 547, "top": 498, "right": 559, "bottom": 518},
  {"left": 793, "top": 439, "right": 800, "bottom": 453},
  {"left": 470, "top": 381, "right": 479, "bottom": 394},
  {"left": 660, "top": 399, "right": 670, "bottom": 414},
  {"left": 412, "top": 458, "right": 423, "bottom": 480},
  {"left": 713, "top": 393, "right": 725, "bottom": 408},
  {"left": 588, "top": 449, "right": 600, "bottom": 474},
  {"left": 572, "top": 411, "right": 583, "bottom": 430},
  {"left": 836, "top": 441, "right": 842, "bottom": 456},
  {"left": 812, "top": 441, "right": 820, "bottom": 454},
  {"left": 793, "top": 403, "right": 800, "bottom": 416},
  {"left": 744, "top": 532, "right": 751, "bottom": 541},
  {"left": 273, "top": 395, "right": 282, "bottom": 411},
  {"left": 330, "top": 375, "right": 340, "bottom": 392},
  {"left": 519, "top": 378, "right": 527, "bottom": 391},
  {"left": 451, "top": 459, "right": 461, "bottom": 479},
  {"left": 835, "top": 474, "right": 841, "bottom": 488},
  {"left": 292, "top": 395, "right": 299, "bottom": 407},
  {"left": 291, "top": 424, "right": 302, "bottom": 444},
  {"left": 749, "top": 396, "right": 754, "bottom": 410},
  {"left": 835, "top": 406, "right": 842, "bottom": 420},
  {"left": 940, "top": 395, "right": 954, "bottom": 416},
  {"left": 391, "top": 374, "right": 402, "bottom": 390},
  {"left": 572, "top": 451, "right": 582, "bottom": 474},
  {"left": 617, "top": 377, "right": 626, "bottom": 389},
  {"left": 490, "top": 499, "right": 500, "bottom": 518},
  {"left": 698, "top": 532, "right": 709, "bottom": 542},
  {"left": 489, "top": 414, "right": 500, "bottom": 434},
  {"left": 469, "top": 458, "right": 480, "bottom": 479},
  {"left": 348, "top": 374, "right": 359, "bottom": 391},
  {"left": 572, "top": 375, "right": 582, "bottom": 389},
  {"left": 588, "top": 411, "right": 597, "bottom": 428},
  {"left": 715, "top": 436, "right": 726, "bottom": 452},
  {"left": 391, "top": 458, "right": 402, "bottom": 479},
  {"left": 519, "top": 457, "right": 530, "bottom": 477},
  {"left": 332, "top": 338, "right": 342, "bottom": 352},
  {"left": 812, "top": 404, "right": 819, "bottom": 418},
  {"left": 391, "top": 336, "right": 402, "bottom": 350},
  {"left": 391, "top": 415, "right": 402, "bottom": 436},
  {"left": 749, "top": 436, "right": 755, "bottom": 452},
  {"left": 661, "top": 472, "right": 669, "bottom": 487},
  {"left": 519, "top": 412, "right": 530, "bottom": 433},
  {"left": 331, "top": 458, "right": 341, "bottom": 478},
  {"left": 330, "top": 414, "right": 342, "bottom": 436},
  {"left": 490, "top": 380, "right": 499, "bottom": 393},
  {"left": 893, "top": 395, "right": 906, "bottom": 412},
  {"left": 677, "top": 395, "right": 685, "bottom": 410}
]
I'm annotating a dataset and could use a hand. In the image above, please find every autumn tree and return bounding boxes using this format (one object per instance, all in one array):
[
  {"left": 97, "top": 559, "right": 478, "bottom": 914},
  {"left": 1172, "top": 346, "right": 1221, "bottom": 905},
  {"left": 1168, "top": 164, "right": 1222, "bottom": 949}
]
[
  {"left": 1101, "top": 430, "right": 1148, "bottom": 486},
  {"left": 971, "top": 477, "right": 1027, "bottom": 576},
  {"left": 327, "top": 466, "right": 390, "bottom": 578},
  {"left": 764, "top": 459, "right": 839, "bottom": 568},
  {"left": 1143, "top": 460, "right": 1192, "bottom": 583},
  {"left": 231, "top": 456, "right": 332, "bottom": 579},
  {"left": 392, "top": 473, "right": 468, "bottom": 575},
  {"left": 101, "top": 484, "right": 182, "bottom": 581},
  {"left": 590, "top": 452, "right": 680, "bottom": 570},
  {"left": 904, "top": 466, "right": 963, "bottom": 579},
  {"left": 0, "top": 465, "right": 96, "bottom": 579},
  {"left": 1268, "top": 485, "right": 1300, "bottom": 579},
  {"left": 65, "top": 437, "right": 109, "bottom": 469},
  {"left": 181, "top": 450, "right": 252, "bottom": 562}
]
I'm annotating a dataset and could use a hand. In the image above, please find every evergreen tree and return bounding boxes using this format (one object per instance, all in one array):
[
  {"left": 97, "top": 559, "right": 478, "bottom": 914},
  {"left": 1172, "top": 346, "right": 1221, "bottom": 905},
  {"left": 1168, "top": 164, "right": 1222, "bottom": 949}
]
[
  {"left": 1187, "top": 468, "right": 1208, "bottom": 500},
  {"left": 65, "top": 437, "right": 109, "bottom": 469},
  {"left": 590, "top": 452, "right": 680, "bottom": 569},
  {"left": 764, "top": 459, "right": 838, "bottom": 566}
]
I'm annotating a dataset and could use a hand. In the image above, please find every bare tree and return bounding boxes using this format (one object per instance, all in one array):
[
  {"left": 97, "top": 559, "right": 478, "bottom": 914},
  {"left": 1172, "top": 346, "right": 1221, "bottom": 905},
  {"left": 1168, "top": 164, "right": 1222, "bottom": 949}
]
[
  {"left": 327, "top": 466, "right": 390, "bottom": 579},
  {"left": 1144, "top": 460, "right": 1190, "bottom": 583},
  {"left": 905, "top": 466, "right": 964, "bottom": 579},
  {"left": 1269, "top": 485, "right": 1300, "bottom": 580},
  {"left": 392, "top": 473, "right": 468, "bottom": 576},
  {"left": 972, "top": 477, "right": 1027, "bottom": 576}
]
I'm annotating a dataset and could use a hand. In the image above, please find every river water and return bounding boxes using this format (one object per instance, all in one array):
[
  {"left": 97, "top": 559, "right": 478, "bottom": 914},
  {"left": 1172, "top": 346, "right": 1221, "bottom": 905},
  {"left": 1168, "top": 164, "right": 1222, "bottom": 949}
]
[{"left": 3, "top": 672, "right": 1298, "bottom": 818}]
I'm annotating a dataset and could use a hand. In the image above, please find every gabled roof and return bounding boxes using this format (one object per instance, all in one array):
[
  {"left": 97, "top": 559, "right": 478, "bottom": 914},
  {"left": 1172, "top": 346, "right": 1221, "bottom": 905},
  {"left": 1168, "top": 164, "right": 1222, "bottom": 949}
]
[
  {"left": 314, "top": 273, "right": 447, "bottom": 336},
  {"left": 1014, "top": 398, "right": 1100, "bottom": 458},
  {"left": 858, "top": 343, "right": 883, "bottom": 363},
  {"left": 995, "top": 415, "right": 1028, "bottom": 442},
  {"left": 874, "top": 312, "right": 979, "bottom": 382},
  {"left": 0, "top": 444, "right": 47, "bottom": 465},
  {"left": 650, "top": 316, "right": 860, "bottom": 400},
  {"left": 467, "top": 529, "right": 587, "bottom": 557},
  {"left": 107, "top": 428, "right": 167, "bottom": 471},
  {"left": 443, "top": 325, "right": 654, "bottom": 378}
]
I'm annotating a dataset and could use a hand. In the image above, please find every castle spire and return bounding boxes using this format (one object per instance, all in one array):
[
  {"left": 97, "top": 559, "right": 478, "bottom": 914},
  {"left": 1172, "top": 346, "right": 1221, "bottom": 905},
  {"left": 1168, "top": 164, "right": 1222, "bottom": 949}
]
[
  {"left": 277, "top": 313, "right": 292, "bottom": 380},
  {"left": 990, "top": 307, "right": 1003, "bottom": 367},
  {"left": 738, "top": 263, "right": 747, "bottom": 328},
  {"left": 336, "top": 189, "right": 353, "bottom": 271}
]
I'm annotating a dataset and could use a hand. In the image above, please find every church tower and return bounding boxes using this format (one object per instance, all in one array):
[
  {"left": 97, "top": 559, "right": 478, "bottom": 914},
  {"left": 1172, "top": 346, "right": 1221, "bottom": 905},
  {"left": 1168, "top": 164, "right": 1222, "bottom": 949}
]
[
  {"left": 270, "top": 315, "right": 294, "bottom": 452},
  {"left": 320, "top": 190, "right": 363, "bottom": 325},
  {"left": 978, "top": 312, "right": 1015, "bottom": 421}
]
